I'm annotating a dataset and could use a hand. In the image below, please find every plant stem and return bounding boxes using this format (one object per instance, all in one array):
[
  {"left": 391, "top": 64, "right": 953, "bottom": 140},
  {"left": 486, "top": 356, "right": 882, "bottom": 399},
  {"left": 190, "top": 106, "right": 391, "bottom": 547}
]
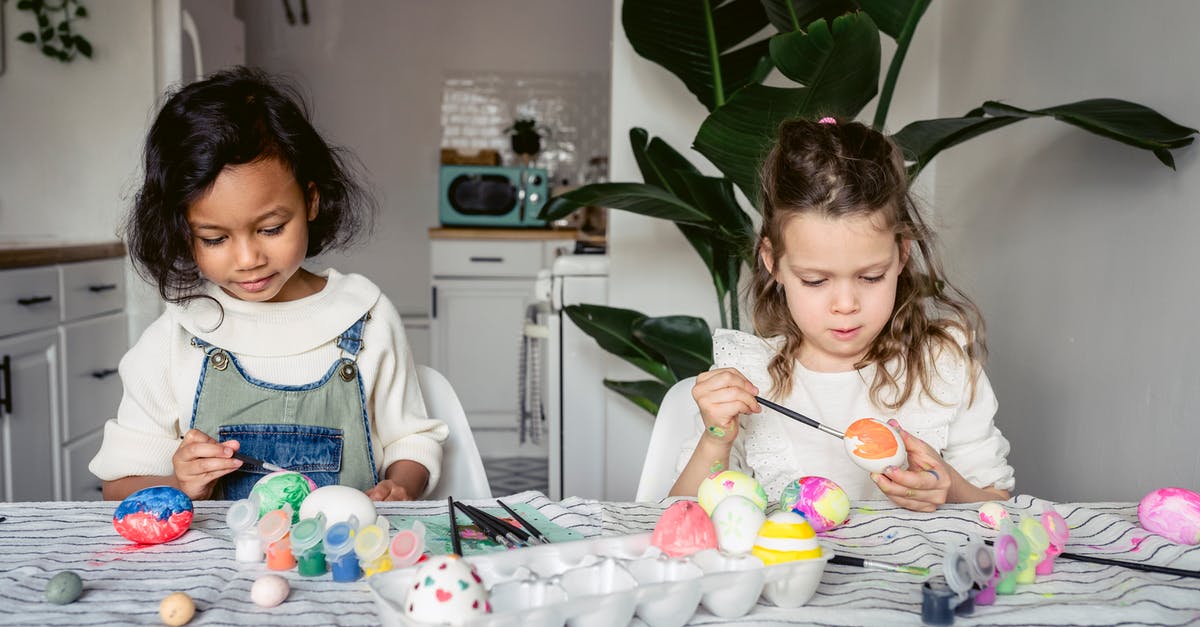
[
  {"left": 702, "top": 0, "right": 725, "bottom": 108},
  {"left": 872, "top": 0, "right": 931, "bottom": 131}
]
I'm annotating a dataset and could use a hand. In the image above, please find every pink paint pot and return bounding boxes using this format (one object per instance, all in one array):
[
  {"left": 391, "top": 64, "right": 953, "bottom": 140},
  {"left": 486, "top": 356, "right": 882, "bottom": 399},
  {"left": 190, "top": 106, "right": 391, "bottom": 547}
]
[{"left": 389, "top": 520, "right": 427, "bottom": 568}]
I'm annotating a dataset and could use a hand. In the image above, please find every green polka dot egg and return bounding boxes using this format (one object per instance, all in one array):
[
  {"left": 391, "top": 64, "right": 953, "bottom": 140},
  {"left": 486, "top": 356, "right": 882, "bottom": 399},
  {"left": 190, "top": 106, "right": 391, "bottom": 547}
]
[{"left": 697, "top": 469, "right": 768, "bottom": 515}]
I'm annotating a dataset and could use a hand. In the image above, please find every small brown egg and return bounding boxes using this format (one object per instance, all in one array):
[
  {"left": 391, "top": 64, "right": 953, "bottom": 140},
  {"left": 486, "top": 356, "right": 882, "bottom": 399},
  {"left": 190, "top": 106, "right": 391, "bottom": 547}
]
[{"left": 159, "top": 591, "right": 195, "bottom": 626}]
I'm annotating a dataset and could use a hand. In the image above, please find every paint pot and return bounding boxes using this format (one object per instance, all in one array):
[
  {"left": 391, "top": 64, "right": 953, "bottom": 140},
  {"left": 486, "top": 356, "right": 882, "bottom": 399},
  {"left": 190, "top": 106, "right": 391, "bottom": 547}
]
[
  {"left": 354, "top": 515, "right": 394, "bottom": 577},
  {"left": 389, "top": 520, "right": 427, "bottom": 568},
  {"left": 325, "top": 515, "right": 362, "bottom": 582},
  {"left": 258, "top": 505, "right": 297, "bottom": 571},
  {"left": 291, "top": 513, "right": 328, "bottom": 577},
  {"left": 226, "top": 496, "right": 264, "bottom": 563}
]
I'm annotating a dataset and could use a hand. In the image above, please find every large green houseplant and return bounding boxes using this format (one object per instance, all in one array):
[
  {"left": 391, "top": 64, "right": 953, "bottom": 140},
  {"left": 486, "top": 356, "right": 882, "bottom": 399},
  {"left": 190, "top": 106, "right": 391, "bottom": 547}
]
[{"left": 541, "top": 0, "right": 1196, "bottom": 415}]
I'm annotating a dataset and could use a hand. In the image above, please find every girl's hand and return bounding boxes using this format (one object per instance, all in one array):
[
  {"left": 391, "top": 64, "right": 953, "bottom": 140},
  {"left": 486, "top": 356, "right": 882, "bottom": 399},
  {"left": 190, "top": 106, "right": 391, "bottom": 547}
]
[
  {"left": 172, "top": 429, "right": 243, "bottom": 500},
  {"left": 692, "top": 368, "right": 762, "bottom": 446},
  {"left": 870, "top": 419, "right": 951, "bottom": 512},
  {"left": 365, "top": 480, "right": 415, "bottom": 501}
]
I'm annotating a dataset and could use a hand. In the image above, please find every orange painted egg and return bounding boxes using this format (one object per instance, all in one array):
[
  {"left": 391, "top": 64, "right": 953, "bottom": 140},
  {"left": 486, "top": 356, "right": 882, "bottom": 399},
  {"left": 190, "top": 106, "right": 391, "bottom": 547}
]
[{"left": 842, "top": 418, "right": 907, "bottom": 473}]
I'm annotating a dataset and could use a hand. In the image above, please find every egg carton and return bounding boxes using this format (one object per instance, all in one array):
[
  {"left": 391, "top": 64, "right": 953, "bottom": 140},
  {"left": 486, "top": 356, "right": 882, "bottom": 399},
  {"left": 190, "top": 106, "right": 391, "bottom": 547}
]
[{"left": 369, "top": 532, "right": 832, "bottom": 627}]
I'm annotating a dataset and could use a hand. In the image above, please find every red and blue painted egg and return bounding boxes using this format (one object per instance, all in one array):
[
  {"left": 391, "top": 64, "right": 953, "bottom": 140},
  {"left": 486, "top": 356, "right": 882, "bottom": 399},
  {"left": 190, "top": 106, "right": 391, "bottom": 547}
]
[{"left": 113, "top": 486, "right": 194, "bottom": 544}]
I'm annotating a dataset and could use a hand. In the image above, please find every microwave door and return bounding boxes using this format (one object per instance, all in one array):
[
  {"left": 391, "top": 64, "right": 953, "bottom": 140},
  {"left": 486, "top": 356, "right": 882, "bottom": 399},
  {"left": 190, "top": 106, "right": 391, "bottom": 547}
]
[{"left": 448, "top": 174, "right": 518, "bottom": 216}]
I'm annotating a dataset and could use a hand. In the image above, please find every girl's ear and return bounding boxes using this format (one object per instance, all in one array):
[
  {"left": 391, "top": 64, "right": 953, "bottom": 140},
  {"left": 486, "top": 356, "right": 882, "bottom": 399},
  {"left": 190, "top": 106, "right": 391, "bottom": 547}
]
[
  {"left": 759, "top": 238, "right": 776, "bottom": 276},
  {"left": 899, "top": 239, "right": 912, "bottom": 266},
  {"left": 306, "top": 183, "right": 320, "bottom": 221}
]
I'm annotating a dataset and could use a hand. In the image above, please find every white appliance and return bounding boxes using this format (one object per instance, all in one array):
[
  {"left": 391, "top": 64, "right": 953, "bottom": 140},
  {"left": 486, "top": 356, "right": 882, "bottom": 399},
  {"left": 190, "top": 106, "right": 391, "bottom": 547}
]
[{"left": 532, "top": 254, "right": 609, "bottom": 500}]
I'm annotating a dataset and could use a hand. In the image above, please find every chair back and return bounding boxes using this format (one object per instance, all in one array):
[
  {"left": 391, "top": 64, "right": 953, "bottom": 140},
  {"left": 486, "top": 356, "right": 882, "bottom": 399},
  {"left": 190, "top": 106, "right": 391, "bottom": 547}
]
[
  {"left": 634, "top": 376, "right": 699, "bottom": 502},
  {"left": 417, "top": 365, "right": 492, "bottom": 500}
]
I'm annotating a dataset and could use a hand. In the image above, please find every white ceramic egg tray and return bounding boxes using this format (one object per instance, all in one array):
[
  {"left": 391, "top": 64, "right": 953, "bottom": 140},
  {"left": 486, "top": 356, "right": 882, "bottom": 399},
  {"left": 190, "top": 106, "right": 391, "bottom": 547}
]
[{"left": 369, "top": 531, "right": 832, "bottom": 627}]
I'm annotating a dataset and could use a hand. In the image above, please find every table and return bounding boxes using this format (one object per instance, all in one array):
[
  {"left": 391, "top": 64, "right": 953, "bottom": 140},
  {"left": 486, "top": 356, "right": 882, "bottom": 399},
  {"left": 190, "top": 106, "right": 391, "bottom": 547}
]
[{"left": 1, "top": 492, "right": 1198, "bottom": 625}]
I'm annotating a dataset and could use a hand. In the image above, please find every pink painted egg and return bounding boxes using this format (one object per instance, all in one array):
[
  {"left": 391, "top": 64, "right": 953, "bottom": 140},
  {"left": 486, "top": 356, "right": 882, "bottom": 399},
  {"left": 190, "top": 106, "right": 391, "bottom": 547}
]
[
  {"left": 779, "top": 476, "right": 850, "bottom": 532},
  {"left": 1138, "top": 487, "right": 1200, "bottom": 545},
  {"left": 651, "top": 500, "right": 718, "bottom": 558},
  {"left": 697, "top": 469, "right": 768, "bottom": 515},
  {"left": 978, "top": 502, "right": 1010, "bottom": 529},
  {"left": 113, "top": 486, "right": 194, "bottom": 544},
  {"left": 843, "top": 418, "right": 908, "bottom": 473},
  {"left": 404, "top": 554, "right": 490, "bottom": 625}
]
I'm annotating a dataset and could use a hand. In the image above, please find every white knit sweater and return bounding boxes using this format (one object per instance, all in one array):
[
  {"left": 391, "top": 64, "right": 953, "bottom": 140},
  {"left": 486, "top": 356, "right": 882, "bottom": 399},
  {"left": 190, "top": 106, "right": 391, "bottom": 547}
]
[
  {"left": 677, "top": 329, "right": 1015, "bottom": 501},
  {"left": 89, "top": 268, "right": 448, "bottom": 495}
]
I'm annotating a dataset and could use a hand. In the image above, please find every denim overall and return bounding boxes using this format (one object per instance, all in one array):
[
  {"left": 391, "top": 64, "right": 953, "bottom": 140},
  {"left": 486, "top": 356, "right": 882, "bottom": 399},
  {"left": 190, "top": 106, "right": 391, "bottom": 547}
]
[{"left": 189, "top": 314, "right": 377, "bottom": 499}]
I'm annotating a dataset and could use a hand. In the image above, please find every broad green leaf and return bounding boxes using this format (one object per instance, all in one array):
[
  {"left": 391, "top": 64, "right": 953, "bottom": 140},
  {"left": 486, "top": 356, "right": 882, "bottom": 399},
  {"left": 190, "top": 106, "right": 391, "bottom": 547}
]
[
  {"left": 623, "top": 0, "right": 771, "bottom": 110},
  {"left": 857, "top": 0, "right": 928, "bottom": 40},
  {"left": 892, "top": 115, "right": 1021, "bottom": 179},
  {"left": 604, "top": 379, "right": 671, "bottom": 415},
  {"left": 540, "top": 182, "right": 712, "bottom": 225},
  {"left": 564, "top": 305, "right": 674, "bottom": 383},
  {"left": 634, "top": 316, "right": 714, "bottom": 379},
  {"left": 770, "top": 14, "right": 880, "bottom": 100},
  {"left": 761, "top": 0, "right": 855, "bottom": 33}
]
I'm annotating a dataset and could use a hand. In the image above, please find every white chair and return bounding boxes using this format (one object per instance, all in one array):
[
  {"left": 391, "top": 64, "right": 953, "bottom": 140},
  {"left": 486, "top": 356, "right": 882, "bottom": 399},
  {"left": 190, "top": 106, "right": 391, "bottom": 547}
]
[
  {"left": 417, "top": 365, "right": 492, "bottom": 500},
  {"left": 634, "top": 376, "right": 700, "bottom": 502}
]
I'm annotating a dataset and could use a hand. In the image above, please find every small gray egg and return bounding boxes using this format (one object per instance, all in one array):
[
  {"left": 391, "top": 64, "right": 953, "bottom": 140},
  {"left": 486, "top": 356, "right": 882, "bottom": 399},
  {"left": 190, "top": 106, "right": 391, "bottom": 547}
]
[{"left": 45, "top": 571, "right": 83, "bottom": 605}]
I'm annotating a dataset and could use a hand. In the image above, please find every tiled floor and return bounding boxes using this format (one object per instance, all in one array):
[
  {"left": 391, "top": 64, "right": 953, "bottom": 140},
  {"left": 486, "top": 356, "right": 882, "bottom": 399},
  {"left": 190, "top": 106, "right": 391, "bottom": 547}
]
[{"left": 483, "top": 457, "right": 548, "bottom": 496}]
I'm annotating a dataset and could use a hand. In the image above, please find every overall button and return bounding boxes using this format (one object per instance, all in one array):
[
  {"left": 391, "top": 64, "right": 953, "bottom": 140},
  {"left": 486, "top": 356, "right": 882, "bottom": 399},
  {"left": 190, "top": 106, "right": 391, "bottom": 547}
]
[
  {"left": 211, "top": 350, "right": 229, "bottom": 371},
  {"left": 339, "top": 361, "right": 357, "bottom": 381}
]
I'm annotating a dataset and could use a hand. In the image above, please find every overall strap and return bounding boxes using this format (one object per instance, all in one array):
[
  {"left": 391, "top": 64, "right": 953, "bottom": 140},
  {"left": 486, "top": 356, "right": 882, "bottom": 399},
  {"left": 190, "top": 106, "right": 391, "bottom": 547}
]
[{"left": 336, "top": 312, "right": 371, "bottom": 358}]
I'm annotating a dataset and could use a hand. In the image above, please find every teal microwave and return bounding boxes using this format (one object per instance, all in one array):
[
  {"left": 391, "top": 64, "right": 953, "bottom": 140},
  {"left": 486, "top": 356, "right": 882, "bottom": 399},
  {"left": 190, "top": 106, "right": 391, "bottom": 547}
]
[{"left": 438, "top": 165, "right": 550, "bottom": 227}]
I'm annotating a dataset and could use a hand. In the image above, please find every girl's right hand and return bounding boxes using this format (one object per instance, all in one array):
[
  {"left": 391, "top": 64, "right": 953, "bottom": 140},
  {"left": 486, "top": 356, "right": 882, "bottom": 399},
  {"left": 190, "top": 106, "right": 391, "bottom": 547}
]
[
  {"left": 173, "top": 429, "right": 243, "bottom": 500},
  {"left": 692, "top": 368, "right": 762, "bottom": 445}
]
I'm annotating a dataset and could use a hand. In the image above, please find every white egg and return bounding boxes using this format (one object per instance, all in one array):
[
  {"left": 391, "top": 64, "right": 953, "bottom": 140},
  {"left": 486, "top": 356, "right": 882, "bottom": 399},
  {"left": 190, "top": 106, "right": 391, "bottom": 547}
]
[
  {"left": 405, "top": 555, "right": 491, "bottom": 625},
  {"left": 710, "top": 495, "right": 766, "bottom": 554},
  {"left": 250, "top": 574, "right": 290, "bottom": 608},
  {"left": 298, "top": 485, "right": 376, "bottom": 527},
  {"left": 842, "top": 418, "right": 908, "bottom": 474}
]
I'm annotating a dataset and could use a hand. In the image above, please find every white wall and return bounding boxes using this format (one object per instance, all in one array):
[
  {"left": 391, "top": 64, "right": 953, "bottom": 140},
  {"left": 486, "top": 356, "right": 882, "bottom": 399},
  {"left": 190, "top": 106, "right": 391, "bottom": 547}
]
[
  {"left": 604, "top": 1, "right": 944, "bottom": 501},
  {"left": 237, "top": 0, "right": 613, "bottom": 329},
  {"left": 936, "top": 1, "right": 1200, "bottom": 502},
  {"left": 0, "top": 1, "right": 157, "bottom": 240}
]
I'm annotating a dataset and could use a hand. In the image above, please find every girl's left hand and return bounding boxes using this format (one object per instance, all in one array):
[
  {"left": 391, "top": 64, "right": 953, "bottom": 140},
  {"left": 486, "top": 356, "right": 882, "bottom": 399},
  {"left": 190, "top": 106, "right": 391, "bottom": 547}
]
[
  {"left": 365, "top": 479, "right": 415, "bottom": 501},
  {"left": 871, "top": 419, "right": 951, "bottom": 512}
]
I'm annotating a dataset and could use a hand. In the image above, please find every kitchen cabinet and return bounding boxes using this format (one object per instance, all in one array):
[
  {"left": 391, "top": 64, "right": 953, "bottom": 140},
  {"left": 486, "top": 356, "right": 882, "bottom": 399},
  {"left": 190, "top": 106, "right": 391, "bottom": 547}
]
[
  {"left": 430, "top": 232, "right": 573, "bottom": 459},
  {"left": 0, "top": 247, "right": 127, "bottom": 502}
]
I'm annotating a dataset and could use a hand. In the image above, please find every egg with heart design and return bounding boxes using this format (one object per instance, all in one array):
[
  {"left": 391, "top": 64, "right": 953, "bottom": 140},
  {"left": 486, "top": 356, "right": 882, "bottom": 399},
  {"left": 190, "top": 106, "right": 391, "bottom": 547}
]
[{"left": 404, "top": 554, "right": 490, "bottom": 625}]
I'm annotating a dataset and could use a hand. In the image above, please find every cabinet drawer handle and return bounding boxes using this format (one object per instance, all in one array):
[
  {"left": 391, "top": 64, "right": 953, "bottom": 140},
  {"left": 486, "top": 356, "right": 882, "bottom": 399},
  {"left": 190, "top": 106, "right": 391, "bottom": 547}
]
[
  {"left": 88, "top": 283, "right": 118, "bottom": 293},
  {"left": 90, "top": 368, "right": 119, "bottom": 379},
  {"left": 17, "top": 295, "right": 53, "bottom": 306},
  {"left": 468, "top": 256, "right": 504, "bottom": 263},
  {"left": 1, "top": 355, "right": 11, "bottom": 415}
]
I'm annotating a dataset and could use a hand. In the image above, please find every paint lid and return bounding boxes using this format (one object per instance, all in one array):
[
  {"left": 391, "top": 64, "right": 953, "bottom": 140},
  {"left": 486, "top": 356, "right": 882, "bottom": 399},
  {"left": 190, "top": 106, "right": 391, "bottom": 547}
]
[
  {"left": 1020, "top": 517, "right": 1050, "bottom": 552},
  {"left": 1041, "top": 507, "right": 1069, "bottom": 545},
  {"left": 226, "top": 499, "right": 258, "bottom": 533},
  {"left": 258, "top": 508, "right": 292, "bottom": 543},
  {"left": 291, "top": 513, "right": 327, "bottom": 552},
  {"left": 943, "top": 539, "right": 992, "bottom": 597},
  {"left": 390, "top": 520, "right": 427, "bottom": 567},
  {"left": 354, "top": 524, "right": 388, "bottom": 561},
  {"left": 325, "top": 521, "right": 356, "bottom": 556},
  {"left": 994, "top": 533, "right": 1019, "bottom": 572}
]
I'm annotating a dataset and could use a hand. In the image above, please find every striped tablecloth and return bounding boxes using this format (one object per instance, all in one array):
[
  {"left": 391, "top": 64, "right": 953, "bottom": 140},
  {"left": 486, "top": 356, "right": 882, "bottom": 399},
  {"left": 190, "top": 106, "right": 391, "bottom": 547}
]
[{"left": 1, "top": 493, "right": 1198, "bottom": 625}]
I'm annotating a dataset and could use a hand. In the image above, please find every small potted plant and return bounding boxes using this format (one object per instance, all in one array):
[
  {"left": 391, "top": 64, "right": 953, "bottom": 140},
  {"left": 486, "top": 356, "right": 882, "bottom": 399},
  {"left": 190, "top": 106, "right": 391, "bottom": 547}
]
[{"left": 505, "top": 118, "right": 548, "bottom": 165}]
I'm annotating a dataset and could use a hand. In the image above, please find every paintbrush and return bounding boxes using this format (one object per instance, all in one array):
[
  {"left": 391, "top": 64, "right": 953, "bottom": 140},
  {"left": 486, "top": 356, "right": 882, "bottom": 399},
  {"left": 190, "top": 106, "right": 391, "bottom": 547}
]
[
  {"left": 447, "top": 496, "right": 463, "bottom": 555},
  {"left": 830, "top": 554, "right": 930, "bottom": 576},
  {"left": 755, "top": 396, "right": 845, "bottom": 440},
  {"left": 453, "top": 501, "right": 519, "bottom": 548},
  {"left": 497, "top": 500, "right": 550, "bottom": 544},
  {"left": 983, "top": 539, "right": 1200, "bottom": 579},
  {"left": 186, "top": 431, "right": 284, "bottom": 472},
  {"left": 464, "top": 503, "right": 532, "bottom": 545}
]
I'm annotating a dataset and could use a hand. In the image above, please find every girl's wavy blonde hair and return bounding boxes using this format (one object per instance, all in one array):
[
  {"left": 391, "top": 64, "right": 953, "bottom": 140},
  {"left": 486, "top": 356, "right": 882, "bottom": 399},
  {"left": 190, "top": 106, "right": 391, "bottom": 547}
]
[{"left": 750, "top": 118, "right": 986, "bottom": 409}]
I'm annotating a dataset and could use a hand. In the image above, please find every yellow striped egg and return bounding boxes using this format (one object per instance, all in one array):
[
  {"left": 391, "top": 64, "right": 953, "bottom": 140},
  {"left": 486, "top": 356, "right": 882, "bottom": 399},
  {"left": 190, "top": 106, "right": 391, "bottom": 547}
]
[{"left": 751, "top": 511, "right": 822, "bottom": 565}]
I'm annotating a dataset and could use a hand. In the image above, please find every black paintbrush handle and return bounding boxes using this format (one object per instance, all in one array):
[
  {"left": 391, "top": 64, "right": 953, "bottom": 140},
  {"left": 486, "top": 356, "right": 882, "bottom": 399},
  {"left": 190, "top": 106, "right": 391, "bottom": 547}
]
[
  {"left": 498, "top": 500, "right": 550, "bottom": 544},
  {"left": 447, "top": 497, "right": 463, "bottom": 555},
  {"left": 454, "top": 501, "right": 517, "bottom": 547},
  {"left": 983, "top": 539, "right": 1200, "bottom": 579},
  {"left": 755, "top": 396, "right": 846, "bottom": 439},
  {"left": 467, "top": 504, "right": 530, "bottom": 541}
]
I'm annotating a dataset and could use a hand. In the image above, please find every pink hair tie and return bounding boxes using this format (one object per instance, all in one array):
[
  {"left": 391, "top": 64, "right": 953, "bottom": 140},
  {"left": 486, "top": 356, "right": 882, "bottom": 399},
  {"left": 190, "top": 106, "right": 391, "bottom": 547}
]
[{"left": 818, "top": 116, "right": 837, "bottom": 125}]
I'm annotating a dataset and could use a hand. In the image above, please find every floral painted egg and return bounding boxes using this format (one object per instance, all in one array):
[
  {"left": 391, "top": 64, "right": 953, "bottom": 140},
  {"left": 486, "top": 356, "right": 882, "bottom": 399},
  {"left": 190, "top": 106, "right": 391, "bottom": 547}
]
[
  {"left": 710, "top": 495, "right": 766, "bottom": 554},
  {"left": 843, "top": 418, "right": 908, "bottom": 474},
  {"left": 978, "top": 501, "right": 1010, "bottom": 529},
  {"left": 780, "top": 476, "right": 850, "bottom": 532},
  {"left": 251, "top": 471, "right": 316, "bottom": 523},
  {"left": 652, "top": 500, "right": 719, "bottom": 558},
  {"left": 697, "top": 469, "right": 768, "bottom": 515},
  {"left": 113, "top": 486, "right": 194, "bottom": 544},
  {"left": 1138, "top": 487, "right": 1200, "bottom": 545},
  {"left": 404, "top": 554, "right": 490, "bottom": 625},
  {"left": 751, "top": 511, "right": 823, "bottom": 566}
]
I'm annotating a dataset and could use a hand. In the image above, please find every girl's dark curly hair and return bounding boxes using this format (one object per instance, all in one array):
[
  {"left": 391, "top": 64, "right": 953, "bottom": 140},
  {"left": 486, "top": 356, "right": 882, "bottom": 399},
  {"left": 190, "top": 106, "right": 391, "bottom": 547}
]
[
  {"left": 124, "top": 66, "right": 374, "bottom": 303},
  {"left": 750, "top": 117, "right": 986, "bottom": 410}
]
